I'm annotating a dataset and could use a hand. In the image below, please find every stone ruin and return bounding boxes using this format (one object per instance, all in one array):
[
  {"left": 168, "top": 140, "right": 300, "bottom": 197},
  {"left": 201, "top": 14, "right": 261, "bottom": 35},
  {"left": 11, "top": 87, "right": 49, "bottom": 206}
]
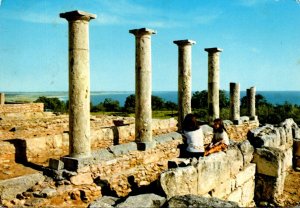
[{"left": 0, "top": 9, "right": 300, "bottom": 207}]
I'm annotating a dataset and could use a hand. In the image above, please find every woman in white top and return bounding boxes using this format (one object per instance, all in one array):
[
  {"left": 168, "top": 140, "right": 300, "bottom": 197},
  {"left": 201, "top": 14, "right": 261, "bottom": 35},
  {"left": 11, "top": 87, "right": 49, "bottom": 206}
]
[{"left": 182, "top": 114, "right": 205, "bottom": 158}]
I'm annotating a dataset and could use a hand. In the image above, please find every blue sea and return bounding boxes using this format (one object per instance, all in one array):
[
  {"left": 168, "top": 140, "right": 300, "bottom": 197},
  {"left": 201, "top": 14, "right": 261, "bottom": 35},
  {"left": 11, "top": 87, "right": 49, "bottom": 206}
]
[{"left": 4, "top": 91, "right": 300, "bottom": 106}]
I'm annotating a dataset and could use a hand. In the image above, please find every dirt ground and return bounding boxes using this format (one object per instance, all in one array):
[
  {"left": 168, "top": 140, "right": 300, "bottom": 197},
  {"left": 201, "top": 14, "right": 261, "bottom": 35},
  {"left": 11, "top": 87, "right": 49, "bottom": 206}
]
[{"left": 278, "top": 169, "right": 300, "bottom": 206}]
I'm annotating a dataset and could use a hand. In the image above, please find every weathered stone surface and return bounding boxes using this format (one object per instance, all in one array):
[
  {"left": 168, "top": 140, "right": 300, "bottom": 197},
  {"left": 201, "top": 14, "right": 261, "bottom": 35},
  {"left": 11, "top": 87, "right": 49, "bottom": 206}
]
[
  {"left": 253, "top": 147, "right": 284, "bottom": 177},
  {"left": 225, "top": 145, "right": 244, "bottom": 176},
  {"left": 49, "top": 158, "right": 64, "bottom": 170},
  {"left": 70, "top": 172, "right": 93, "bottom": 185},
  {"left": 40, "top": 187, "right": 57, "bottom": 198},
  {"left": 226, "top": 187, "right": 242, "bottom": 205},
  {"left": 248, "top": 125, "right": 281, "bottom": 148},
  {"left": 211, "top": 179, "right": 232, "bottom": 199},
  {"left": 230, "top": 82, "right": 240, "bottom": 122},
  {"left": 240, "top": 178, "right": 255, "bottom": 207},
  {"left": 88, "top": 196, "right": 119, "bottom": 208},
  {"left": 167, "top": 194, "right": 239, "bottom": 208},
  {"left": 0, "top": 173, "right": 45, "bottom": 201},
  {"left": 238, "top": 140, "right": 254, "bottom": 166},
  {"left": 282, "top": 148, "right": 293, "bottom": 172},
  {"left": 235, "top": 163, "right": 256, "bottom": 187},
  {"left": 160, "top": 166, "right": 198, "bottom": 199},
  {"left": 174, "top": 40, "right": 195, "bottom": 131},
  {"left": 197, "top": 152, "right": 230, "bottom": 195},
  {"left": 116, "top": 193, "right": 166, "bottom": 208},
  {"left": 108, "top": 142, "right": 137, "bottom": 156}
]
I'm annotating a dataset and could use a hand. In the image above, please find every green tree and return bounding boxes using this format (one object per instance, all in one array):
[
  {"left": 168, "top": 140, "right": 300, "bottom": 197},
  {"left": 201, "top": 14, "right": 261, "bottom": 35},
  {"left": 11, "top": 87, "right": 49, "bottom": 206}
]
[
  {"left": 191, "top": 90, "right": 229, "bottom": 109},
  {"left": 103, "top": 98, "right": 120, "bottom": 112},
  {"left": 34, "top": 96, "right": 67, "bottom": 113},
  {"left": 124, "top": 94, "right": 135, "bottom": 113},
  {"left": 152, "top": 95, "right": 165, "bottom": 110}
]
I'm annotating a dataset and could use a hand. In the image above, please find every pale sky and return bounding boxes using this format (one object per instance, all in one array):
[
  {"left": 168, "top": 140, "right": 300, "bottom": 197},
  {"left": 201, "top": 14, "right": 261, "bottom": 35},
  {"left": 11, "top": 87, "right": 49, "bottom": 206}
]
[{"left": 0, "top": 0, "right": 300, "bottom": 92}]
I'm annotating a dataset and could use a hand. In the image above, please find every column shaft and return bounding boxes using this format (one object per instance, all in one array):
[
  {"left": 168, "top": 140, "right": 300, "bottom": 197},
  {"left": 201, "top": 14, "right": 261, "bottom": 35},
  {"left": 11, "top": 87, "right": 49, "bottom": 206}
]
[
  {"left": 60, "top": 10, "right": 96, "bottom": 158},
  {"left": 230, "top": 83, "right": 240, "bottom": 123},
  {"left": 130, "top": 28, "right": 156, "bottom": 144},
  {"left": 174, "top": 40, "right": 195, "bottom": 132},
  {"left": 247, "top": 86, "right": 256, "bottom": 120},
  {"left": 205, "top": 48, "right": 222, "bottom": 122},
  {"left": 0, "top": 93, "right": 5, "bottom": 105}
]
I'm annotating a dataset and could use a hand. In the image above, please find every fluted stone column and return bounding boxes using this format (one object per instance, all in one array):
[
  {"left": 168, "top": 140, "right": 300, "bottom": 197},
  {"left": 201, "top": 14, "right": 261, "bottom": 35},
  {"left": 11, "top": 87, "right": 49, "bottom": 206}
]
[
  {"left": 230, "top": 83, "right": 241, "bottom": 124},
  {"left": 205, "top": 47, "right": 222, "bottom": 122},
  {"left": 60, "top": 10, "right": 96, "bottom": 158},
  {"left": 173, "top": 40, "right": 196, "bottom": 132},
  {"left": 247, "top": 86, "right": 257, "bottom": 120},
  {"left": 0, "top": 93, "right": 5, "bottom": 105},
  {"left": 129, "top": 28, "right": 156, "bottom": 148}
]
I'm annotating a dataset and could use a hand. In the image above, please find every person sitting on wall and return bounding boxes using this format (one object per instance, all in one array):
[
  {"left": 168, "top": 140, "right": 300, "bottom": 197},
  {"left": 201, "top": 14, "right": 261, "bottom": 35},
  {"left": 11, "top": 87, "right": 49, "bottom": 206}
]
[
  {"left": 204, "top": 118, "right": 230, "bottom": 156},
  {"left": 182, "top": 113, "right": 205, "bottom": 158}
]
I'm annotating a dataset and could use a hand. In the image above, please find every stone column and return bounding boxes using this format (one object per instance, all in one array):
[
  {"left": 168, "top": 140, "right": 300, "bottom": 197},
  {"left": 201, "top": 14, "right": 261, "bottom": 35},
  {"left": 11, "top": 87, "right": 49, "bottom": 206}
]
[
  {"left": 60, "top": 10, "right": 96, "bottom": 158},
  {"left": 205, "top": 47, "right": 223, "bottom": 122},
  {"left": 230, "top": 83, "right": 241, "bottom": 124},
  {"left": 247, "top": 86, "right": 257, "bottom": 120},
  {"left": 0, "top": 93, "right": 5, "bottom": 105},
  {"left": 129, "top": 28, "right": 156, "bottom": 149},
  {"left": 173, "top": 40, "right": 196, "bottom": 132}
]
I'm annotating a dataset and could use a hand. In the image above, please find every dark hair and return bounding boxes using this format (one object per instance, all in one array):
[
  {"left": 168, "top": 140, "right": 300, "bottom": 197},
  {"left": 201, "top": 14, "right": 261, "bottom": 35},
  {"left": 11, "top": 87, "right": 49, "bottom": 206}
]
[
  {"left": 182, "top": 113, "right": 199, "bottom": 131},
  {"left": 213, "top": 118, "right": 227, "bottom": 133}
]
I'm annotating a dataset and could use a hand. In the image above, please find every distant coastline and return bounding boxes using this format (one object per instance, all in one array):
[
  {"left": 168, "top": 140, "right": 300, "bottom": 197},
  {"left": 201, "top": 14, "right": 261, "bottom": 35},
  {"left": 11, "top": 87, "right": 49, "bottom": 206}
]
[{"left": 4, "top": 91, "right": 300, "bottom": 106}]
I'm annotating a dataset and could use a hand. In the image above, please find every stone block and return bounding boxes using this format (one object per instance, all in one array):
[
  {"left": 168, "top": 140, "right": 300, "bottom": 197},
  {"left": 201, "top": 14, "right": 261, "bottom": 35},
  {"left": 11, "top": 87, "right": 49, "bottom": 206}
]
[
  {"left": 226, "top": 187, "right": 242, "bottom": 205},
  {"left": 238, "top": 140, "right": 254, "bottom": 166},
  {"left": 92, "top": 149, "right": 115, "bottom": 162},
  {"left": 211, "top": 179, "right": 232, "bottom": 199},
  {"left": 154, "top": 133, "right": 174, "bottom": 144},
  {"left": 167, "top": 195, "right": 239, "bottom": 208},
  {"left": 278, "top": 127, "right": 287, "bottom": 147},
  {"left": 235, "top": 163, "right": 256, "bottom": 187},
  {"left": 49, "top": 158, "right": 64, "bottom": 170},
  {"left": 225, "top": 145, "right": 244, "bottom": 176},
  {"left": 197, "top": 152, "right": 230, "bottom": 195},
  {"left": 61, "top": 156, "right": 92, "bottom": 171},
  {"left": 160, "top": 166, "right": 198, "bottom": 199},
  {"left": 88, "top": 196, "right": 119, "bottom": 208},
  {"left": 108, "top": 142, "right": 138, "bottom": 156},
  {"left": 0, "top": 173, "right": 45, "bottom": 201},
  {"left": 248, "top": 125, "right": 279, "bottom": 148},
  {"left": 137, "top": 141, "right": 156, "bottom": 151},
  {"left": 116, "top": 193, "right": 166, "bottom": 208},
  {"left": 282, "top": 148, "right": 293, "bottom": 172},
  {"left": 252, "top": 147, "right": 284, "bottom": 177},
  {"left": 241, "top": 178, "right": 255, "bottom": 207}
]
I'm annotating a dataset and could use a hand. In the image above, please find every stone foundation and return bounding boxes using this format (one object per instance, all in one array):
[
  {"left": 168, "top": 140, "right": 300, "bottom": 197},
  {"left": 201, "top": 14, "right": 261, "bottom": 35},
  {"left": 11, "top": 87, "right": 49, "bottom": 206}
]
[{"left": 0, "top": 103, "right": 44, "bottom": 114}]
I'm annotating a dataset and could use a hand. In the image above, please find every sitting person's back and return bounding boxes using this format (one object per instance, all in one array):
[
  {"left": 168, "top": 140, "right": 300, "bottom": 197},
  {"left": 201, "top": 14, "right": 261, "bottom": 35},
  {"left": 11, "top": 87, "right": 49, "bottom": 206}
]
[{"left": 182, "top": 114, "right": 205, "bottom": 158}]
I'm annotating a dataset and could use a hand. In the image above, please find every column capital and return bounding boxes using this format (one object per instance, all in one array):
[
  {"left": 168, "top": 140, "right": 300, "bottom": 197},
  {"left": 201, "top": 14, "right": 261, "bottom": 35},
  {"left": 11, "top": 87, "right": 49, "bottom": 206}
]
[
  {"left": 173, "top": 39, "right": 196, "bottom": 46},
  {"left": 60, "top": 10, "right": 97, "bottom": 22},
  {"left": 205, "top": 47, "right": 223, "bottom": 53},
  {"left": 129, "top": 28, "right": 157, "bottom": 36}
]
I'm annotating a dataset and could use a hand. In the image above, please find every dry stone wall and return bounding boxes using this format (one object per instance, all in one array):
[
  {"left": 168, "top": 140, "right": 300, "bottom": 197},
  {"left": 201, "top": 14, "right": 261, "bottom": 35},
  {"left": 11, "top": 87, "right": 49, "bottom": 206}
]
[
  {"left": 0, "top": 103, "right": 44, "bottom": 114},
  {"left": 160, "top": 140, "right": 256, "bottom": 207},
  {"left": 248, "top": 118, "right": 298, "bottom": 205}
]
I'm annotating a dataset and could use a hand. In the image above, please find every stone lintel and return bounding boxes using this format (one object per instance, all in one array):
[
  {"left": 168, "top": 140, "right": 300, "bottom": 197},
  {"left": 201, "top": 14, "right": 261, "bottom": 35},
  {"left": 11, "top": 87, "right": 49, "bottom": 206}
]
[
  {"left": 129, "top": 28, "right": 157, "bottom": 36},
  {"left": 204, "top": 47, "right": 223, "bottom": 53},
  {"left": 173, "top": 39, "right": 196, "bottom": 46},
  {"left": 60, "top": 10, "right": 97, "bottom": 21},
  {"left": 137, "top": 141, "right": 156, "bottom": 151}
]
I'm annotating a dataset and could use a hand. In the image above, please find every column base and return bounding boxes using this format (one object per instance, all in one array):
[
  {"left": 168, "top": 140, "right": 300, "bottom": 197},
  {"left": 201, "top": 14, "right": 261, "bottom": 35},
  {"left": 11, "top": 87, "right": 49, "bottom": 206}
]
[
  {"left": 250, "top": 116, "right": 258, "bottom": 121},
  {"left": 137, "top": 141, "right": 156, "bottom": 151},
  {"left": 233, "top": 119, "right": 242, "bottom": 125},
  {"left": 49, "top": 158, "right": 64, "bottom": 170},
  {"left": 61, "top": 156, "right": 92, "bottom": 172}
]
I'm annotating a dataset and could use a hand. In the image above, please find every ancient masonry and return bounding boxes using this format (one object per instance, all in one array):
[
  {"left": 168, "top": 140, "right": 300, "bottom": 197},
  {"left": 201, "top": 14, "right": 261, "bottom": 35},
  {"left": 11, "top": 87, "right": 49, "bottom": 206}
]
[
  {"left": 173, "top": 39, "right": 196, "bottom": 132},
  {"left": 1, "top": 9, "right": 299, "bottom": 208}
]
